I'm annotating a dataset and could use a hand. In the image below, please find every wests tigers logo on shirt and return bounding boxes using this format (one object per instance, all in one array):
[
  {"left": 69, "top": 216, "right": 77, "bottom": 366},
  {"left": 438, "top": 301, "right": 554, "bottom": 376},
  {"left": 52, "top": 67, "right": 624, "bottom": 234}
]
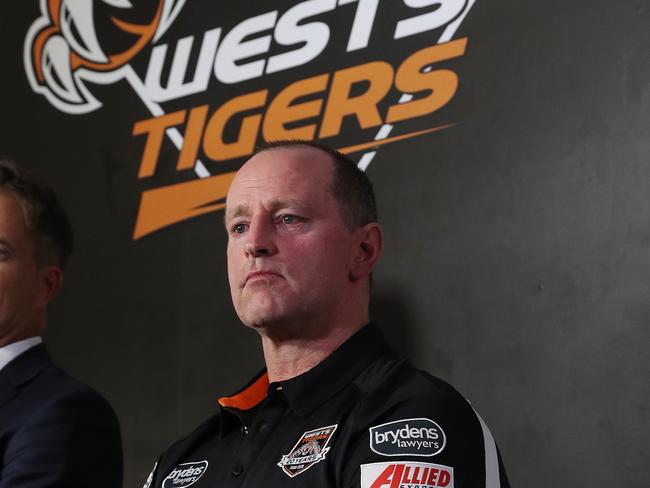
[{"left": 277, "top": 424, "right": 338, "bottom": 478}]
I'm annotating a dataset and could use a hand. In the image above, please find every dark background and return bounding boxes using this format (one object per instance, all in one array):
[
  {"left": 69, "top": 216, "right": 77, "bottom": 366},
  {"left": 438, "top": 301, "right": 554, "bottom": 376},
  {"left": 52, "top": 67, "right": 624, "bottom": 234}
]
[{"left": 1, "top": 1, "right": 648, "bottom": 487}]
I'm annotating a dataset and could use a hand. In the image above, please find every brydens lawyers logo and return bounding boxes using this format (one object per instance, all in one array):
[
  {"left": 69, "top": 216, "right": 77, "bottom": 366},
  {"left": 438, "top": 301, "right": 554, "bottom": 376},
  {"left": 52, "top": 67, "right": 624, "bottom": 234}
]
[
  {"left": 360, "top": 461, "right": 453, "bottom": 488},
  {"left": 24, "top": 1, "right": 476, "bottom": 240},
  {"left": 162, "top": 460, "right": 208, "bottom": 488},
  {"left": 370, "top": 418, "right": 446, "bottom": 457},
  {"left": 277, "top": 424, "right": 337, "bottom": 478}
]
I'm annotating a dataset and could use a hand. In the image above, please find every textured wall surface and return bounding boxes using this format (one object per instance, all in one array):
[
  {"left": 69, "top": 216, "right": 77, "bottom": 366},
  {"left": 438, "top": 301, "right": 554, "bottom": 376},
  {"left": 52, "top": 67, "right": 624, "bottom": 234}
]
[{"left": 1, "top": 1, "right": 648, "bottom": 487}]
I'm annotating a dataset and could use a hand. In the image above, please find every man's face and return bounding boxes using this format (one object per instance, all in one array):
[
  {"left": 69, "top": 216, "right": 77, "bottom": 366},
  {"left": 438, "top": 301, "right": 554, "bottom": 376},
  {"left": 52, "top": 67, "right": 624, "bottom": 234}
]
[
  {"left": 0, "top": 191, "right": 46, "bottom": 345},
  {"left": 225, "top": 147, "right": 357, "bottom": 333}
]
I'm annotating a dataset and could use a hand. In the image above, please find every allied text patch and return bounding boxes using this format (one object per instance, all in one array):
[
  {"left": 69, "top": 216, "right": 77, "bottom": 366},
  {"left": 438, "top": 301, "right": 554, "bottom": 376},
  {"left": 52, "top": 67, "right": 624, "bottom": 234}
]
[{"left": 360, "top": 461, "right": 454, "bottom": 488}]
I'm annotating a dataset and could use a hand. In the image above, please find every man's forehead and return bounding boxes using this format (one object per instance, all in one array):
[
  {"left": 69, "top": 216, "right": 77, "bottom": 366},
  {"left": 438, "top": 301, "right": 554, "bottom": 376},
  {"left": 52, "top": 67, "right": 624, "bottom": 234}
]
[
  {"left": 226, "top": 146, "right": 333, "bottom": 218},
  {"left": 238, "top": 146, "right": 335, "bottom": 179},
  {"left": 0, "top": 190, "right": 27, "bottom": 223},
  {"left": 226, "top": 147, "right": 335, "bottom": 204},
  {"left": 0, "top": 191, "right": 33, "bottom": 245}
]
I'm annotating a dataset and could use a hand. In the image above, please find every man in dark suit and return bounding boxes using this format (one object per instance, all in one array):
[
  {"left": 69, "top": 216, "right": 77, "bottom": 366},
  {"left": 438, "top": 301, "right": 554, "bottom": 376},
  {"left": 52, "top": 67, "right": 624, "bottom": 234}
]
[{"left": 0, "top": 160, "right": 123, "bottom": 487}]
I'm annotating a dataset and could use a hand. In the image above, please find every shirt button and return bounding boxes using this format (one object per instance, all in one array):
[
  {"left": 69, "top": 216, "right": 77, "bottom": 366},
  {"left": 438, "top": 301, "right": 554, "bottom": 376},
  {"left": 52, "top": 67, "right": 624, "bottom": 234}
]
[
  {"left": 232, "top": 465, "right": 244, "bottom": 476},
  {"left": 240, "top": 425, "right": 249, "bottom": 435}
]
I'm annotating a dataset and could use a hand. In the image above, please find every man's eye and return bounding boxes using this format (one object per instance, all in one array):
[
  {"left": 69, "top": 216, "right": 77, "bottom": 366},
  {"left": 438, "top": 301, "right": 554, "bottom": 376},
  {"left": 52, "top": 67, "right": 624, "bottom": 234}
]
[
  {"left": 281, "top": 215, "right": 296, "bottom": 224},
  {"left": 232, "top": 223, "right": 247, "bottom": 234},
  {"left": 0, "top": 247, "right": 10, "bottom": 260}
]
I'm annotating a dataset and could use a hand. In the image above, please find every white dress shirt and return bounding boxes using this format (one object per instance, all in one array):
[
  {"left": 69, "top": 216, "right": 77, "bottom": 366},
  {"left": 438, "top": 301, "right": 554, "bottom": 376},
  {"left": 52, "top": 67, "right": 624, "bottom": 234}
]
[{"left": 0, "top": 336, "right": 43, "bottom": 372}]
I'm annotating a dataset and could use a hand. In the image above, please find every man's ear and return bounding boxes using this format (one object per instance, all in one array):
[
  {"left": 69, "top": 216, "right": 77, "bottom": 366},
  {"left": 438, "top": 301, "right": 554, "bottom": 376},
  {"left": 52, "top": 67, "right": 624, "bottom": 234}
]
[
  {"left": 350, "top": 223, "right": 383, "bottom": 281},
  {"left": 38, "top": 266, "right": 63, "bottom": 307}
]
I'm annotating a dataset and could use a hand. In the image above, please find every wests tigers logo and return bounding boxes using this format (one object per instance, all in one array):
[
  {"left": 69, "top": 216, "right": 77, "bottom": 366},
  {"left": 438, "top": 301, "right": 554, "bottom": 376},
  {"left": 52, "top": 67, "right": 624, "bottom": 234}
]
[
  {"left": 24, "top": 0, "right": 186, "bottom": 114},
  {"left": 22, "top": 0, "right": 477, "bottom": 239}
]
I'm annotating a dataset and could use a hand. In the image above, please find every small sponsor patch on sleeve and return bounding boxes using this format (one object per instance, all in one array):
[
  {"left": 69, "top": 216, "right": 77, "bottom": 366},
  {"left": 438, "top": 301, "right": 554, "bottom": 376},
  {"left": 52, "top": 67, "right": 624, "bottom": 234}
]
[
  {"left": 360, "top": 461, "right": 454, "bottom": 488},
  {"left": 162, "top": 461, "right": 208, "bottom": 488},
  {"left": 369, "top": 418, "right": 446, "bottom": 457}
]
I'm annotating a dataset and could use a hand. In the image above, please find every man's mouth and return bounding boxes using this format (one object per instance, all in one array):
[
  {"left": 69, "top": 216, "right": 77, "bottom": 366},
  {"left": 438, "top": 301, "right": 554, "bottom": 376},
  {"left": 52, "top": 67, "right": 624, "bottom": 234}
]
[{"left": 243, "top": 270, "right": 283, "bottom": 286}]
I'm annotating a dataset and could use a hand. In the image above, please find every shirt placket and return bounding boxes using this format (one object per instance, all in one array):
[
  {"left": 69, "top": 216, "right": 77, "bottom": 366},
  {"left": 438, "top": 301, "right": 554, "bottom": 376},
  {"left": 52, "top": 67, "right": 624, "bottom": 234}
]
[{"left": 227, "top": 386, "right": 289, "bottom": 487}]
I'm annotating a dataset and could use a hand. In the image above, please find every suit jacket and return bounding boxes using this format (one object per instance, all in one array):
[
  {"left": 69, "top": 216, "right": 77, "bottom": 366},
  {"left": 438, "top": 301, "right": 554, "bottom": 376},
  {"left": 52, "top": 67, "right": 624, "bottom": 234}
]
[{"left": 0, "top": 344, "right": 123, "bottom": 487}]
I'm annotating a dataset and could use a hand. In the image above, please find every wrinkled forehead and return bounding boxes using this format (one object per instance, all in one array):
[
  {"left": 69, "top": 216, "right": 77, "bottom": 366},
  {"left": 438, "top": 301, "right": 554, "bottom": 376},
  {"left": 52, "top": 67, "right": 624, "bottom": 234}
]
[{"left": 225, "top": 147, "right": 336, "bottom": 214}]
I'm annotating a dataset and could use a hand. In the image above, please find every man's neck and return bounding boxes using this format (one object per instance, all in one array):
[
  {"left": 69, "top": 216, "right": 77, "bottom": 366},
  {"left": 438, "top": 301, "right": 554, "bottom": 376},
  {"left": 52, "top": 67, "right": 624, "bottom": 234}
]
[
  {"left": 261, "top": 317, "right": 367, "bottom": 383},
  {"left": 0, "top": 319, "right": 45, "bottom": 348}
]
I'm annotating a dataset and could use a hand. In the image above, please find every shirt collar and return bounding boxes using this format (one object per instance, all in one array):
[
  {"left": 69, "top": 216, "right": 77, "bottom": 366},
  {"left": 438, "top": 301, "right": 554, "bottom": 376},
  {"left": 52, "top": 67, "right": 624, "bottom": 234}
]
[
  {"left": 279, "top": 323, "right": 388, "bottom": 417},
  {"left": 0, "top": 336, "right": 43, "bottom": 372},
  {"left": 217, "top": 324, "right": 389, "bottom": 422}
]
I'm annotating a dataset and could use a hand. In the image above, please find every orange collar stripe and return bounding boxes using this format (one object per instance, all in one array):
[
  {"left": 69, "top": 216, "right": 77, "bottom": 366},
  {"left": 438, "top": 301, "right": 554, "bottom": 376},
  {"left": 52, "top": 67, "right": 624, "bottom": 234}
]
[{"left": 218, "top": 372, "right": 269, "bottom": 410}]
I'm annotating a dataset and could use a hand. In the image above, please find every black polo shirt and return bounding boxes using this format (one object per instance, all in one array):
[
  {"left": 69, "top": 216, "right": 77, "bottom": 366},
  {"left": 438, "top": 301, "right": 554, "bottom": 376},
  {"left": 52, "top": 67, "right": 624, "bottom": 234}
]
[{"left": 144, "top": 325, "right": 510, "bottom": 488}]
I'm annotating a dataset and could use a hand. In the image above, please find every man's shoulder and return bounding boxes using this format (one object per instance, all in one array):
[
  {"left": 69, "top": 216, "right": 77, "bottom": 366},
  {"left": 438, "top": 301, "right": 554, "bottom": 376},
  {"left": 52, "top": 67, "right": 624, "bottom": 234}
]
[
  {"left": 155, "top": 414, "right": 221, "bottom": 472},
  {"left": 356, "top": 352, "right": 472, "bottom": 406},
  {"left": 0, "top": 349, "right": 124, "bottom": 487},
  {"left": 342, "top": 353, "right": 510, "bottom": 488},
  {"left": 352, "top": 352, "right": 479, "bottom": 430},
  {"left": 37, "top": 367, "right": 118, "bottom": 415},
  {"left": 2, "top": 345, "right": 119, "bottom": 430},
  {"left": 15, "top": 347, "right": 110, "bottom": 403}
]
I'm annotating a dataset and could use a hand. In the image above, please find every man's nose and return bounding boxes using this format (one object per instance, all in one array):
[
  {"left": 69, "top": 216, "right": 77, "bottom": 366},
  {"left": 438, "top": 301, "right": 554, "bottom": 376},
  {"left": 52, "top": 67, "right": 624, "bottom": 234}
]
[{"left": 244, "top": 217, "right": 278, "bottom": 258}]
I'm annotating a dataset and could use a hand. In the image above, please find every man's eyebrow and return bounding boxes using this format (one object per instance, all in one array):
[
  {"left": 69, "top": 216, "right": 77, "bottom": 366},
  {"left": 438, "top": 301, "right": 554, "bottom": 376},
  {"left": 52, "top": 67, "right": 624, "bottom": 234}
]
[
  {"left": 269, "top": 199, "right": 309, "bottom": 212},
  {"left": 224, "top": 199, "right": 311, "bottom": 225},
  {"left": 224, "top": 203, "right": 249, "bottom": 227}
]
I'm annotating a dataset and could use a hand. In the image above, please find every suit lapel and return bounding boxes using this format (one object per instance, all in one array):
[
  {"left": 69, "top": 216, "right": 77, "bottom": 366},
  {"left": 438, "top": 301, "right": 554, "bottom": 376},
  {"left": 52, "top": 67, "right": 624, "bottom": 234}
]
[
  {"left": 0, "top": 344, "right": 52, "bottom": 408},
  {"left": 0, "top": 375, "right": 17, "bottom": 407}
]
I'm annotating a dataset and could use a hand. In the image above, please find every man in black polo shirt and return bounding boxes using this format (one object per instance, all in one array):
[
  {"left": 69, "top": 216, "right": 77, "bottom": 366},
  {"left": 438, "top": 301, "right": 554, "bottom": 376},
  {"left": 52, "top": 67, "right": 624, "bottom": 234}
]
[{"left": 144, "top": 141, "right": 510, "bottom": 488}]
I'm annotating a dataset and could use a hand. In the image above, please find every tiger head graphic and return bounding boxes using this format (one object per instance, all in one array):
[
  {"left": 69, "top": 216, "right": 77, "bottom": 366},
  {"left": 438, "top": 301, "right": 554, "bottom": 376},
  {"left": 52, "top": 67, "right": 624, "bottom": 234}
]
[{"left": 24, "top": 0, "right": 186, "bottom": 114}]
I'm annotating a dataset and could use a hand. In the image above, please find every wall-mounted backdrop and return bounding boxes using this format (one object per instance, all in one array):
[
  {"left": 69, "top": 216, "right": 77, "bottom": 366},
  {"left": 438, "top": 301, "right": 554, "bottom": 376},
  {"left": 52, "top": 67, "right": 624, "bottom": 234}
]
[{"left": 1, "top": 1, "right": 648, "bottom": 487}]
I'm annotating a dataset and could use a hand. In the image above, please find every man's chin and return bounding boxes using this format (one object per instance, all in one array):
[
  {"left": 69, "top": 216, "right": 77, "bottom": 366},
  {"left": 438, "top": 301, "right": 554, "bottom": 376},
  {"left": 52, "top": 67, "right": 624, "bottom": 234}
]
[
  {"left": 237, "top": 289, "right": 284, "bottom": 319},
  {"left": 237, "top": 301, "right": 285, "bottom": 329},
  {"left": 238, "top": 308, "right": 301, "bottom": 338}
]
